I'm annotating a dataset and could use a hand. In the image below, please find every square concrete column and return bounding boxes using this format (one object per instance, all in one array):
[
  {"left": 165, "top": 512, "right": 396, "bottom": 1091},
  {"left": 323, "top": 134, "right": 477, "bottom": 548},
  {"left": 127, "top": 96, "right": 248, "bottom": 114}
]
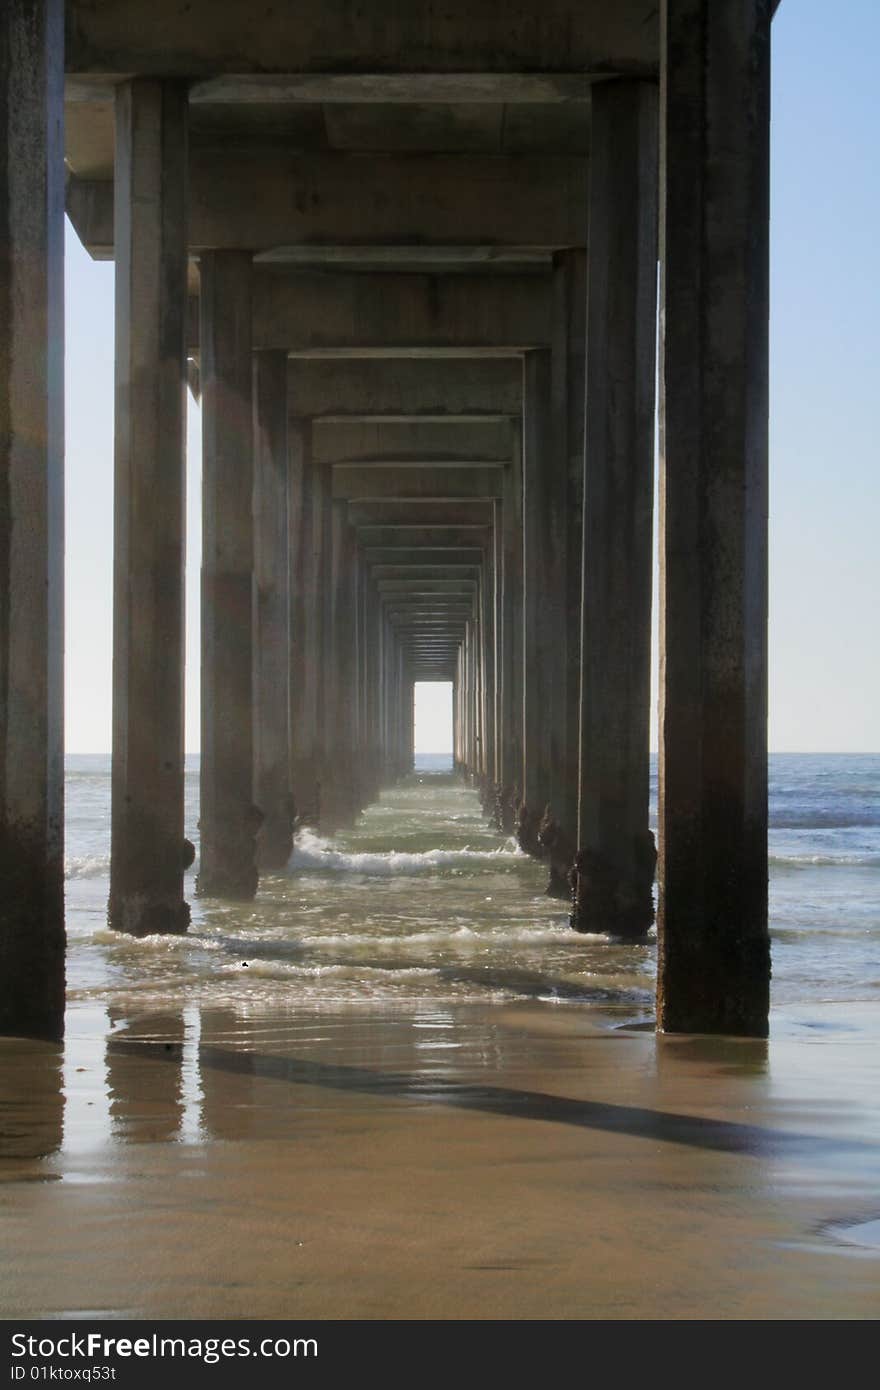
[
  {"left": 288, "top": 416, "right": 321, "bottom": 824},
  {"left": 479, "top": 558, "right": 495, "bottom": 809},
  {"left": 519, "top": 349, "right": 553, "bottom": 856},
  {"left": 198, "top": 251, "right": 258, "bottom": 899},
  {"left": 497, "top": 421, "right": 523, "bottom": 830},
  {"left": 314, "top": 458, "right": 333, "bottom": 823},
  {"left": 110, "top": 79, "right": 190, "bottom": 938},
  {"left": 0, "top": 0, "right": 65, "bottom": 1038},
  {"left": 658, "top": 0, "right": 771, "bottom": 1035},
  {"left": 542, "top": 249, "right": 587, "bottom": 895},
  {"left": 253, "top": 349, "right": 292, "bottom": 870},
  {"left": 324, "top": 499, "right": 359, "bottom": 827},
  {"left": 491, "top": 496, "right": 503, "bottom": 816},
  {"left": 364, "top": 576, "right": 382, "bottom": 800},
  {"left": 573, "top": 80, "right": 658, "bottom": 939}
]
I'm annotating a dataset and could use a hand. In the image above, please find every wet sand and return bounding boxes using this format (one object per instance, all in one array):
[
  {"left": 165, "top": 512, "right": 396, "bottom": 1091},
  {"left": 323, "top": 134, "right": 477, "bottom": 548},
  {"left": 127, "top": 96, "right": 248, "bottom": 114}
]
[{"left": 2, "top": 998, "right": 879, "bottom": 1319}]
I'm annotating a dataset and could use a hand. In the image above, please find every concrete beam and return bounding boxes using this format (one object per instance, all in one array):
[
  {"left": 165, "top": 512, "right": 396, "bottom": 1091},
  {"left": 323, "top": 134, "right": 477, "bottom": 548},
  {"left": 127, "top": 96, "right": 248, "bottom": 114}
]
[
  {"left": 313, "top": 419, "right": 512, "bottom": 464},
  {"left": 288, "top": 359, "right": 521, "bottom": 418},
  {"left": 66, "top": 152, "right": 586, "bottom": 256},
  {"left": 64, "top": 2, "right": 657, "bottom": 77},
  {"left": 333, "top": 465, "right": 504, "bottom": 501},
  {"left": 359, "top": 529, "right": 490, "bottom": 550},
  {"left": 348, "top": 501, "right": 493, "bottom": 527},
  {"left": 371, "top": 565, "right": 481, "bottom": 582},
  {"left": 366, "top": 549, "right": 484, "bottom": 567},
  {"left": 378, "top": 580, "right": 477, "bottom": 595},
  {"left": 185, "top": 272, "right": 552, "bottom": 356}
]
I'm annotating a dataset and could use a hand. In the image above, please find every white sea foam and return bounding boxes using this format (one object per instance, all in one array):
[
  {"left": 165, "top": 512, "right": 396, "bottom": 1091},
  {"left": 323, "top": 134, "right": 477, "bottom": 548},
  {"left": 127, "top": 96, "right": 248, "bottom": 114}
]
[
  {"left": 770, "top": 852, "right": 880, "bottom": 867},
  {"left": 288, "top": 829, "right": 522, "bottom": 876},
  {"left": 66, "top": 854, "right": 111, "bottom": 880}
]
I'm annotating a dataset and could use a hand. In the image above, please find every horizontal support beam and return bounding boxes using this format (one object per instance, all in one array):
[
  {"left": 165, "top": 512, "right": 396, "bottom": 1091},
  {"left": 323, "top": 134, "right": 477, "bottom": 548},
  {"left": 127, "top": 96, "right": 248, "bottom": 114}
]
[
  {"left": 334, "top": 465, "right": 504, "bottom": 501},
  {"left": 67, "top": 153, "right": 586, "bottom": 254},
  {"left": 377, "top": 580, "right": 477, "bottom": 594},
  {"left": 365, "top": 548, "right": 484, "bottom": 566},
  {"left": 288, "top": 359, "right": 521, "bottom": 417},
  {"left": 348, "top": 500, "right": 493, "bottom": 526},
  {"left": 313, "top": 418, "right": 512, "bottom": 463},
  {"left": 358, "top": 527, "right": 490, "bottom": 549},
  {"left": 371, "top": 565, "right": 481, "bottom": 581},
  {"left": 64, "top": 4, "right": 656, "bottom": 77},
  {"left": 184, "top": 272, "right": 551, "bottom": 353}
]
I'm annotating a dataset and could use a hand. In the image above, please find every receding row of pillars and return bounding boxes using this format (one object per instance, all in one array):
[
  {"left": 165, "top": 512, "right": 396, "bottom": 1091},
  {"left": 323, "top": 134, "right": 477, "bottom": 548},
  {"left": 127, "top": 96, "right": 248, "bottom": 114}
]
[{"left": 0, "top": 0, "right": 771, "bottom": 1043}]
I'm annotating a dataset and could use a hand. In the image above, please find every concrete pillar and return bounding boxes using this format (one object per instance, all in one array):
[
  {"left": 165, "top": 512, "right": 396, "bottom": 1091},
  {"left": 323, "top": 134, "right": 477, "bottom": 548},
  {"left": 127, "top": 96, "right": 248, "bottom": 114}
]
[
  {"left": 253, "top": 349, "right": 292, "bottom": 869},
  {"left": 519, "top": 350, "right": 552, "bottom": 856},
  {"left": 198, "top": 251, "right": 258, "bottom": 898},
  {"left": 492, "top": 497, "right": 503, "bottom": 815},
  {"left": 0, "top": 0, "right": 65, "bottom": 1038},
  {"left": 479, "top": 559, "right": 495, "bottom": 808},
  {"left": 573, "top": 80, "right": 658, "bottom": 938},
  {"left": 365, "top": 577, "right": 382, "bottom": 799},
  {"left": 325, "top": 499, "right": 359, "bottom": 826},
  {"left": 542, "top": 249, "right": 587, "bottom": 895},
  {"left": 316, "top": 460, "right": 334, "bottom": 822},
  {"left": 288, "top": 417, "right": 321, "bottom": 824},
  {"left": 110, "top": 80, "right": 189, "bottom": 937},
  {"left": 498, "top": 422, "right": 523, "bottom": 830},
  {"left": 657, "top": 0, "right": 771, "bottom": 1036}
]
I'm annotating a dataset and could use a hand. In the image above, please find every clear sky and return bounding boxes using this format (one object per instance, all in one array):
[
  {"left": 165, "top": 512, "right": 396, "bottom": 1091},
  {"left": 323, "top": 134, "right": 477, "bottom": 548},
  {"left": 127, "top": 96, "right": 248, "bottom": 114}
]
[{"left": 64, "top": 0, "right": 879, "bottom": 754}]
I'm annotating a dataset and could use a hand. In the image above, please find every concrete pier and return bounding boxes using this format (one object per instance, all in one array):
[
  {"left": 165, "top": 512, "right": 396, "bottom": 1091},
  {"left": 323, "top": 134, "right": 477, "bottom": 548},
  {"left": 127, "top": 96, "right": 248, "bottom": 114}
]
[
  {"left": 541, "top": 249, "right": 586, "bottom": 896},
  {"left": 519, "top": 350, "right": 553, "bottom": 859},
  {"left": 657, "top": 0, "right": 771, "bottom": 1035},
  {"left": 253, "top": 350, "right": 292, "bottom": 870},
  {"left": 109, "top": 79, "right": 190, "bottom": 938},
  {"left": 0, "top": 0, "right": 65, "bottom": 1038},
  {"left": 573, "top": 80, "right": 658, "bottom": 938},
  {"left": 0, "top": 0, "right": 780, "bottom": 1043},
  {"left": 198, "top": 251, "right": 258, "bottom": 899}
]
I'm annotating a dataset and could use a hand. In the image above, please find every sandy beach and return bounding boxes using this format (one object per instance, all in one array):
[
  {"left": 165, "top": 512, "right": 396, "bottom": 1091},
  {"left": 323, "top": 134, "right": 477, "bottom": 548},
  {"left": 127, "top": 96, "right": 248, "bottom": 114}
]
[{"left": 3, "top": 995, "right": 879, "bottom": 1320}]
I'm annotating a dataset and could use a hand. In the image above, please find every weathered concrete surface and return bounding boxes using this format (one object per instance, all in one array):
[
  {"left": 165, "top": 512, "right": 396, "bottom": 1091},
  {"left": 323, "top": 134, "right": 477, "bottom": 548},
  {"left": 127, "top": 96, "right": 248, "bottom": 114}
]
[
  {"left": 0, "top": 0, "right": 65, "bottom": 1039},
  {"left": 333, "top": 466, "right": 504, "bottom": 502},
  {"left": 322, "top": 501, "right": 360, "bottom": 828},
  {"left": 198, "top": 251, "right": 259, "bottom": 899},
  {"left": 188, "top": 273, "right": 552, "bottom": 354},
  {"left": 288, "top": 419, "right": 323, "bottom": 826},
  {"left": 357, "top": 529, "right": 490, "bottom": 553},
  {"left": 288, "top": 359, "right": 521, "bottom": 420},
  {"left": 65, "top": 1, "right": 658, "bottom": 76},
  {"left": 109, "top": 80, "right": 190, "bottom": 938},
  {"left": 253, "top": 351, "right": 293, "bottom": 870},
  {"left": 541, "top": 248, "right": 585, "bottom": 894},
  {"left": 657, "top": 0, "right": 771, "bottom": 1037},
  {"left": 349, "top": 501, "right": 493, "bottom": 527},
  {"left": 498, "top": 424, "right": 524, "bottom": 831},
  {"left": 66, "top": 153, "right": 587, "bottom": 256},
  {"left": 519, "top": 350, "right": 552, "bottom": 855},
  {"left": 574, "top": 81, "right": 658, "bottom": 938},
  {"left": 313, "top": 419, "right": 513, "bottom": 465}
]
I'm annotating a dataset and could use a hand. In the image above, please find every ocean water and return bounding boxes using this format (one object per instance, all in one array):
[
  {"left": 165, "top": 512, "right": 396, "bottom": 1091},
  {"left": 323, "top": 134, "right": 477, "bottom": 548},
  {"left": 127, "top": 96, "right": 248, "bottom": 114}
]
[{"left": 63, "top": 753, "right": 880, "bottom": 1022}]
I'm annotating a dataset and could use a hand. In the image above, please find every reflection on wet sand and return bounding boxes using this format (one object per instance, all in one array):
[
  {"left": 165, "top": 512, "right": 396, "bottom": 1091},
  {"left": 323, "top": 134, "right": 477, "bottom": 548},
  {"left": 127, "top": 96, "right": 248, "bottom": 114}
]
[
  {"left": 0, "top": 1038, "right": 64, "bottom": 1176},
  {"left": 2, "top": 998, "right": 879, "bottom": 1319}
]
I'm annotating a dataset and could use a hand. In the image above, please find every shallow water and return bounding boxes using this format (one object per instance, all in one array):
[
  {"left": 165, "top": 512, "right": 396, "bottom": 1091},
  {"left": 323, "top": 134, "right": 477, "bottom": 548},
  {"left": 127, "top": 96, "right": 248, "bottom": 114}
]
[
  {"left": 64, "top": 752, "right": 880, "bottom": 1017},
  {"left": 5, "top": 755, "right": 880, "bottom": 1318}
]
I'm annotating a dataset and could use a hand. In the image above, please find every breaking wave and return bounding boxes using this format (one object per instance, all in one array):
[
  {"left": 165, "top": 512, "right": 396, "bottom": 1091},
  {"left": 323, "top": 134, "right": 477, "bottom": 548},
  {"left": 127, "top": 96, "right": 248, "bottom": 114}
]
[
  {"left": 287, "top": 829, "right": 522, "bottom": 876},
  {"left": 66, "top": 854, "right": 111, "bottom": 880}
]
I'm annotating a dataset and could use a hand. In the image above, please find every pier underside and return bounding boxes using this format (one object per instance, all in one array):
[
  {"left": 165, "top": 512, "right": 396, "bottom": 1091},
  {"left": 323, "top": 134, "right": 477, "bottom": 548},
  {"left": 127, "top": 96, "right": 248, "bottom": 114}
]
[{"left": 1, "top": 0, "right": 774, "bottom": 1040}]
